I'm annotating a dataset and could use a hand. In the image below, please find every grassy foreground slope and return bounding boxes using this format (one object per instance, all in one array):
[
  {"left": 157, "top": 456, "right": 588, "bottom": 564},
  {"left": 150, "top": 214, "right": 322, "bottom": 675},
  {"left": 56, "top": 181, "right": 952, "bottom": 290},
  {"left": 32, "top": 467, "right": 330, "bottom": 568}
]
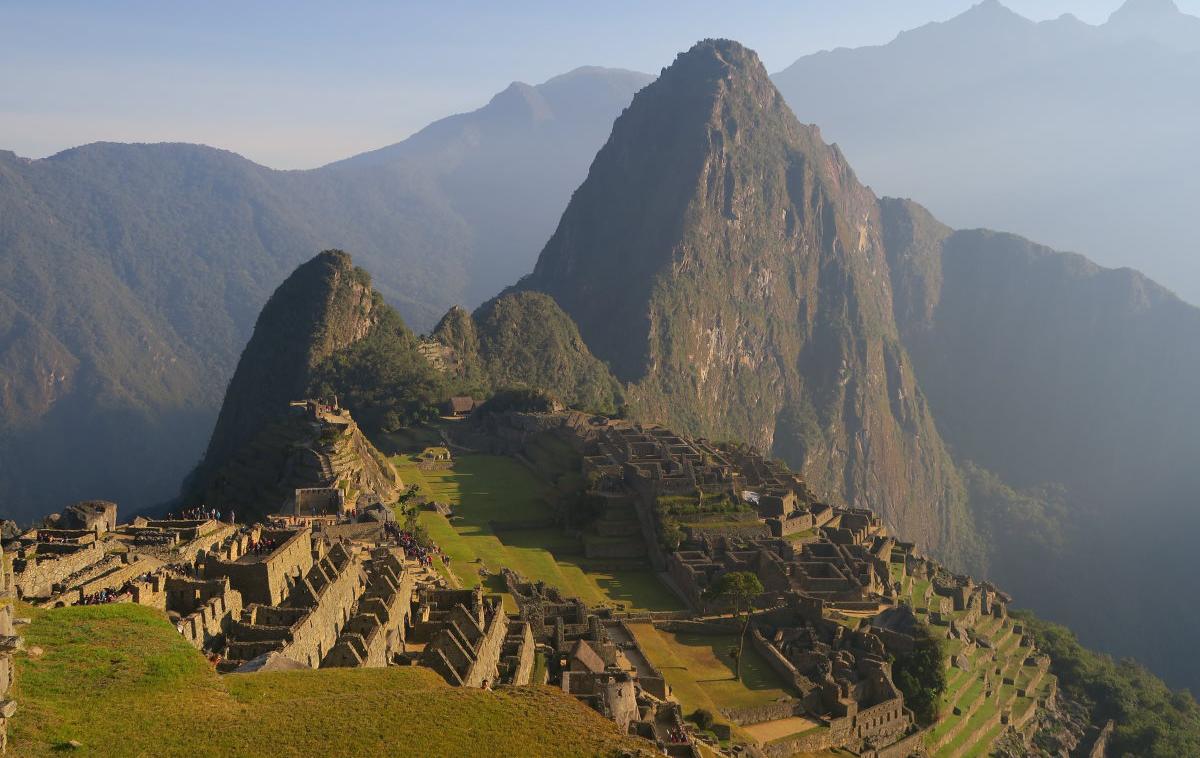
[{"left": 11, "top": 604, "right": 646, "bottom": 757}]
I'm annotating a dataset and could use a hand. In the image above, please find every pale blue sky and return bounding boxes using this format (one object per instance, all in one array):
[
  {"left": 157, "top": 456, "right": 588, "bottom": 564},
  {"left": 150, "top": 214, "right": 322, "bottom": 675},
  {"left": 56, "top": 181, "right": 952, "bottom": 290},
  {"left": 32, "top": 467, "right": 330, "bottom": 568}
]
[{"left": 3, "top": 0, "right": 1193, "bottom": 169}]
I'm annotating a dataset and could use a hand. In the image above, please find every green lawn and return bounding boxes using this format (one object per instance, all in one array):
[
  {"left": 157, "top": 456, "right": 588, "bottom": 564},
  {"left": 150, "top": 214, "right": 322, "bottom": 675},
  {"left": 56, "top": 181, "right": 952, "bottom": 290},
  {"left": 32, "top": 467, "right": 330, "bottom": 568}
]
[
  {"left": 395, "top": 453, "right": 682, "bottom": 613},
  {"left": 11, "top": 603, "right": 646, "bottom": 757},
  {"left": 628, "top": 623, "right": 793, "bottom": 722}
]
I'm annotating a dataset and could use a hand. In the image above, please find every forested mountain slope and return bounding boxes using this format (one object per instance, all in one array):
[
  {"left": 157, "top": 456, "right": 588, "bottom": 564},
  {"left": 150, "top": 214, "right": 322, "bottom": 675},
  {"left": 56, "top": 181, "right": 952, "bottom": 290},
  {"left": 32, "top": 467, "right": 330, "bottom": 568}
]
[{"left": 0, "top": 67, "right": 649, "bottom": 522}]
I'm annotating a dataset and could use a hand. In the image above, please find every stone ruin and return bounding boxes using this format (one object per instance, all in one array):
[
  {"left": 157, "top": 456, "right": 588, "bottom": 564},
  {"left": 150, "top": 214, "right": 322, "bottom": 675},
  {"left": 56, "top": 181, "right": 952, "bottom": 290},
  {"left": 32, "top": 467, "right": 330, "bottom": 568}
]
[
  {"left": 502, "top": 569, "right": 695, "bottom": 756},
  {"left": 7, "top": 500, "right": 428, "bottom": 678},
  {"left": 0, "top": 541, "right": 22, "bottom": 753},
  {"left": 275, "top": 487, "right": 347, "bottom": 527},
  {"left": 411, "top": 587, "right": 516, "bottom": 688},
  {"left": 553, "top": 419, "right": 1053, "bottom": 756},
  {"left": 739, "top": 597, "right": 913, "bottom": 755}
]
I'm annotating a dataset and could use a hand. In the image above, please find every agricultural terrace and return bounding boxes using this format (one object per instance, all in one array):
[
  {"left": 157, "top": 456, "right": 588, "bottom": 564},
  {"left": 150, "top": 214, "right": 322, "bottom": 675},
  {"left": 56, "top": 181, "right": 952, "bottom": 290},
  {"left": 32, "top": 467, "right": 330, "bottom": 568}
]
[
  {"left": 389, "top": 447, "right": 682, "bottom": 614},
  {"left": 892, "top": 566, "right": 1057, "bottom": 757},
  {"left": 627, "top": 622, "right": 808, "bottom": 740},
  {"left": 10, "top": 603, "right": 646, "bottom": 757}
]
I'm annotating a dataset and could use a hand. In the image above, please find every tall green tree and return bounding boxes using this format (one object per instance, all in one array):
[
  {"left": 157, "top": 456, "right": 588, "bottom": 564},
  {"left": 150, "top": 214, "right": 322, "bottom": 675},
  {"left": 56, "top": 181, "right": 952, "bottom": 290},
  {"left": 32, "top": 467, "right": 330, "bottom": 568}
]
[
  {"left": 891, "top": 625, "right": 947, "bottom": 725},
  {"left": 709, "top": 571, "right": 764, "bottom": 681}
]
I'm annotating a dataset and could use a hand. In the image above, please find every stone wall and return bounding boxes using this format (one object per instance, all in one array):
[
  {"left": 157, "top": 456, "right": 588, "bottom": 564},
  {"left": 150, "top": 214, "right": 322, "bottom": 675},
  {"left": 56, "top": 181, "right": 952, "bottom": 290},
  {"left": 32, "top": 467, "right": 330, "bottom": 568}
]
[
  {"left": 172, "top": 522, "right": 235, "bottom": 563},
  {"left": 747, "top": 625, "right": 810, "bottom": 692},
  {"left": 67, "top": 555, "right": 163, "bottom": 604},
  {"left": 768, "top": 511, "right": 814, "bottom": 538},
  {"left": 170, "top": 577, "right": 244, "bottom": 651},
  {"left": 500, "top": 621, "right": 535, "bottom": 685},
  {"left": 422, "top": 597, "right": 509, "bottom": 687},
  {"left": 860, "top": 727, "right": 928, "bottom": 758},
  {"left": 13, "top": 542, "right": 103, "bottom": 599},
  {"left": 760, "top": 723, "right": 845, "bottom": 757},
  {"left": 324, "top": 550, "right": 411, "bottom": 668},
  {"left": 276, "top": 545, "right": 365, "bottom": 667},
  {"left": 684, "top": 522, "right": 770, "bottom": 540},
  {"left": 721, "top": 700, "right": 801, "bottom": 726},
  {"left": 223, "top": 542, "right": 366, "bottom": 668},
  {"left": 0, "top": 542, "right": 19, "bottom": 753},
  {"left": 204, "top": 527, "right": 313, "bottom": 606}
]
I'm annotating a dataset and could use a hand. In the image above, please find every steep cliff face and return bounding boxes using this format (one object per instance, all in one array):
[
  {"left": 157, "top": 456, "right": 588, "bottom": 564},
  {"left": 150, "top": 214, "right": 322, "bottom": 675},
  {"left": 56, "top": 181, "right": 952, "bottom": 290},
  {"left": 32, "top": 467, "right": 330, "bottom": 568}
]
[
  {"left": 522, "top": 40, "right": 973, "bottom": 563},
  {"left": 196, "top": 250, "right": 382, "bottom": 479}
]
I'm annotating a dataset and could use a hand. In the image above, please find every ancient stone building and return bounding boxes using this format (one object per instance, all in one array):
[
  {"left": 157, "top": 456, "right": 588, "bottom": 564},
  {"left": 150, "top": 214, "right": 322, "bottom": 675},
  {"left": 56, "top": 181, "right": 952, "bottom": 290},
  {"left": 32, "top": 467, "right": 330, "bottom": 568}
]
[
  {"left": 415, "top": 587, "right": 509, "bottom": 687},
  {"left": 203, "top": 527, "right": 314, "bottom": 606},
  {"left": 222, "top": 541, "right": 366, "bottom": 669},
  {"left": 324, "top": 548, "right": 413, "bottom": 667},
  {"left": 276, "top": 487, "right": 347, "bottom": 527},
  {"left": 0, "top": 542, "right": 20, "bottom": 753}
]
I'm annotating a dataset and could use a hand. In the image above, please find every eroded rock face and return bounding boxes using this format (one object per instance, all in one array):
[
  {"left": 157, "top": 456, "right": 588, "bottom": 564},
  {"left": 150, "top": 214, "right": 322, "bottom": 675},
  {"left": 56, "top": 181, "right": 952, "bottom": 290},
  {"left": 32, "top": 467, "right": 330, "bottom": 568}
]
[{"left": 522, "top": 39, "right": 974, "bottom": 565}]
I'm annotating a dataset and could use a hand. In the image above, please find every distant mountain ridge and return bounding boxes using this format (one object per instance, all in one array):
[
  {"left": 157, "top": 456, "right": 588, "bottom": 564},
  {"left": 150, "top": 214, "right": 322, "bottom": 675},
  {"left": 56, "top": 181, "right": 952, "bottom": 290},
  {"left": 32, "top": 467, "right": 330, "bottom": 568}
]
[
  {"left": 0, "top": 67, "right": 651, "bottom": 523},
  {"left": 772, "top": 0, "right": 1200, "bottom": 306},
  {"left": 881, "top": 197, "right": 1200, "bottom": 690}
]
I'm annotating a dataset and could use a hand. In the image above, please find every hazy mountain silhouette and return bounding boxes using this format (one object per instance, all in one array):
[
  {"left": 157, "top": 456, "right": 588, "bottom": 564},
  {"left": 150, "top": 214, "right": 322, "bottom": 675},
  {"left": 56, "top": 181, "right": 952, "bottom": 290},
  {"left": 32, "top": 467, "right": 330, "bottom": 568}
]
[{"left": 773, "top": 0, "right": 1200, "bottom": 305}]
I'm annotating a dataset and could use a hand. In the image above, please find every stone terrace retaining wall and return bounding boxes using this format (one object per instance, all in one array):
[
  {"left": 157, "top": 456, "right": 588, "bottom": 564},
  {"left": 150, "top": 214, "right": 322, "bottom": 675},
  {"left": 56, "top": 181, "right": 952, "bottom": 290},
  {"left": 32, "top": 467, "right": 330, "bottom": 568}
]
[
  {"left": 278, "top": 548, "right": 365, "bottom": 667},
  {"left": 721, "top": 700, "right": 801, "bottom": 726},
  {"left": 174, "top": 579, "right": 244, "bottom": 651},
  {"left": 13, "top": 542, "right": 103, "bottom": 599}
]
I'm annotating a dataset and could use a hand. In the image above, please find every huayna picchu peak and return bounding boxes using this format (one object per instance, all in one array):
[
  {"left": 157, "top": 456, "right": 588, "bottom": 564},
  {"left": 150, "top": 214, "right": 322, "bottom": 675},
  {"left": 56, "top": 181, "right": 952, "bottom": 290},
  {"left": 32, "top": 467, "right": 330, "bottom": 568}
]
[{"left": 522, "top": 38, "right": 974, "bottom": 567}]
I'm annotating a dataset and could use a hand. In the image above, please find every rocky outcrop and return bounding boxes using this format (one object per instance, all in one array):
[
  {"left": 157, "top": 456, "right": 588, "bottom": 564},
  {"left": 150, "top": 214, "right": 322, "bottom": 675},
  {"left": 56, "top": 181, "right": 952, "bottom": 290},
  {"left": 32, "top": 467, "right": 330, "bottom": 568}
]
[{"left": 521, "top": 40, "right": 974, "bottom": 564}]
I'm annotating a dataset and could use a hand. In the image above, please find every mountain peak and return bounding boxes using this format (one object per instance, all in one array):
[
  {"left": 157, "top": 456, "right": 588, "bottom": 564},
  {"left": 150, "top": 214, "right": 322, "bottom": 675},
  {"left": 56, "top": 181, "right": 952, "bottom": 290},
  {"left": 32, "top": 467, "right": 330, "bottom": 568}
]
[
  {"left": 524, "top": 40, "right": 970, "bottom": 558},
  {"left": 948, "top": 0, "right": 1031, "bottom": 29},
  {"left": 1111, "top": 0, "right": 1182, "bottom": 19},
  {"left": 665, "top": 38, "right": 767, "bottom": 82},
  {"left": 485, "top": 81, "right": 552, "bottom": 121}
]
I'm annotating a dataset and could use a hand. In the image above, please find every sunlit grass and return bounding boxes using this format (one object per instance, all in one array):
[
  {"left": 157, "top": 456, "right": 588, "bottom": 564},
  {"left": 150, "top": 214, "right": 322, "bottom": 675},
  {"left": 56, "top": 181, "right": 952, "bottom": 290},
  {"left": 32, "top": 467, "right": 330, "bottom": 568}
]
[{"left": 11, "top": 604, "right": 648, "bottom": 757}]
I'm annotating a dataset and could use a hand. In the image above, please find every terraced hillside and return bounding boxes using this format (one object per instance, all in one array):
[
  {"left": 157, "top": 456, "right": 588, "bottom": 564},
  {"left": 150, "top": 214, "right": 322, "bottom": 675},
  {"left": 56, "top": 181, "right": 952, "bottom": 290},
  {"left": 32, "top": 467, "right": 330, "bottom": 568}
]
[
  {"left": 197, "top": 403, "right": 400, "bottom": 520},
  {"left": 893, "top": 562, "right": 1057, "bottom": 757},
  {"left": 389, "top": 442, "right": 682, "bottom": 614},
  {"left": 9, "top": 603, "right": 649, "bottom": 757}
]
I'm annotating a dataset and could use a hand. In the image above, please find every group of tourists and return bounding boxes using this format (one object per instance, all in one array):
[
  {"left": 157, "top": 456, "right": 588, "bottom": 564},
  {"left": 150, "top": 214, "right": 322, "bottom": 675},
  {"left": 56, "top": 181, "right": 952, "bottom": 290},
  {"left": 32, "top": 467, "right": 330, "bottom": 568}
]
[
  {"left": 79, "top": 587, "right": 126, "bottom": 605},
  {"left": 666, "top": 727, "right": 689, "bottom": 744},
  {"left": 388, "top": 524, "right": 448, "bottom": 567},
  {"left": 247, "top": 536, "right": 279, "bottom": 555},
  {"left": 171, "top": 506, "right": 234, "bottom": 523},
  {"left": 79, "top": 570, "right": 160, "bottom": 605}
]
